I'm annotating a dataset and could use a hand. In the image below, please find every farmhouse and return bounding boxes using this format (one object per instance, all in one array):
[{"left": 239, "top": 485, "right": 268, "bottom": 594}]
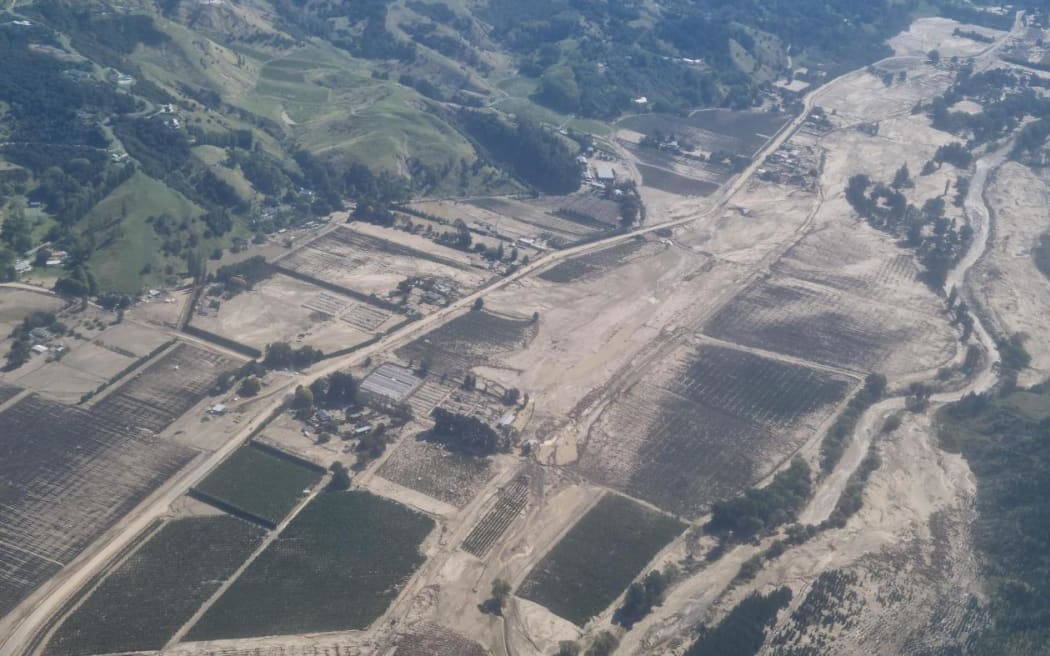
[
  {"left": 594, "top": 164, "right": 617, "bottom": 184},
  {"left": 360, "top": 362, "right": 422, "bottom": 407}
]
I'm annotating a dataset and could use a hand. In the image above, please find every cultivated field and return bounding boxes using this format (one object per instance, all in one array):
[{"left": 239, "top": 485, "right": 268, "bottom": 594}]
[
  {"left": 186, "top": 491, "right": 434, "bottom": 639},
  {"left": 45, "top": 516, "right": 265, "bottom": 656},
  {"left": 517, "top": 494, "right": 684, "bottom": 626},
  {"left": 396, "top": 310, "right": 537, "bottom": 375},
  {"left": 538, "top": 238, "right": 650, "bottom": 284},
  {"left": 276, "top": 225, "right": 489, "bottom": 301},
  {"left": 580, "top": 344, "right": 852, "bottom": 518},
  {"left": 193, "top": 443, "right": 323, "bottom": 525},
  {"left": 461, "top": 476, "right": 530, "bottom": 557},
  {"left": 705, "top": 235, "right": 957, "bottom": 375},
  {"left": 377, "top": 436, "right": 494, "bottom": 508},
  {"left": 192, "top": 273, "right": 397, "bottom": 352},
  {"left": 409, "top": 196, "right": 601, "bottom": 244},
  {"left": 468, "top": 196, "right": 605, "bottom": 241},
  {"left": 394, "top": 623, "right": 488, "bottom": 656},
  {"left": 619, "top": 109, "right": 789, "bottom": 157},
  {"left": 635, "top": 162, "right": 721, "bottom": 196},
  {"left": 0, "top": 342, "right": 230, "bottom": 617}
]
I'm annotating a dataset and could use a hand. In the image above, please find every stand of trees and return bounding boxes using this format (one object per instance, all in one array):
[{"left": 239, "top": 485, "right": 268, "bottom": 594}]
[
  {"left": 685, "top": 587, "right": 792, "bottom": 656},
  {"left": 457, "top": 110, "right": 580, "bottom": 195},
  {"left": 846, "top": 172, "right": 973, "bottom": 289},
  {"left": 213, "top": 256, "right": 273, "bottom": 291},
  {"left": 613, "top": 567, "right": 676, "bottom": 629},
  {"left": 428, "top": 407, "right": 508, "bottom": 456},
  {"left": 263, "top": 341, "right": 324, "bottom": 370},
  {"left": 820, "top": 373, "right": 887, "bottom": 473},
  {"left": 705, "top": 458, "right": 812, "bottom": 543},
  {"left": 940, "top": 382, "right": 1050, "bottom": 653}
]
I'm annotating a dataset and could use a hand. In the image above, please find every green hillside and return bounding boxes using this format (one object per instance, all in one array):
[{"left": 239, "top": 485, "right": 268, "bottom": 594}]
[{"left": 0, "top": 0, "right": 986, "bottom": 293}]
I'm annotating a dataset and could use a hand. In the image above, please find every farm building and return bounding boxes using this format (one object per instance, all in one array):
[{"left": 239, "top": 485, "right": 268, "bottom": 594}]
[
  {"left": 594, "top": 164, "right": 617, "bottom": 184},
  {"left": 360, "top": 363, "right": 423, "bottom": 406}
]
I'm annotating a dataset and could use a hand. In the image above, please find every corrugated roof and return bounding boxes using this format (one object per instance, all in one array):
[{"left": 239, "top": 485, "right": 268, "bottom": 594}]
[{"left": 360, "top": 363, "right": 422, "bottom": 402}]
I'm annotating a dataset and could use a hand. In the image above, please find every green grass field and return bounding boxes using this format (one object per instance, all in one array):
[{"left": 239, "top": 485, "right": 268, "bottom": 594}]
[
  {"left": 185, "top": 491, "right": 434, "bottom": 639},
  {"left": 85, "top": 172, "right": 202, "bottom": 292},
  {"left": 518, "top": 494, "right": 685, "bottom": 626},
  {"left": 193, "top": 444, "right": 322, "bottom": 525},
  {"left": 45, "top": 516, "right": 265, "bottom": 656}
]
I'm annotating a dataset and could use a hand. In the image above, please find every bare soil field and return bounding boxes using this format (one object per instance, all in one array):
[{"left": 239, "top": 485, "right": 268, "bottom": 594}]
[
  {"left": 396, "top": 309, "right": 538, "bottom": 376},
  {"left": 973, "top": 162, "right": 1050, "bottom": 385},
  {"left": 276, "top": 225, "right": 489, "bottom": 302},
  {"left": 376, "top": 436, "right": 496, "bottom": 509},
  {"left": 0, "top": 342, "right": 231, "bottom": 618},
  {"left": 0, "top": 289, "right": 65, "bottom": 338},
  {"left": 889, "top": 17, "right": 1005, "bottom": 59},
  {"left": 10, "top": 342, "right": 129, "bottom": 403},
  {"left": 579, "top": 344, "right": 852, "bottom": 518},
  {"left": 192, "top": 273, "right": 396, "bottom": 352},
  {"left": 93, "top": 322, "right": 173, "bottom": 357}
]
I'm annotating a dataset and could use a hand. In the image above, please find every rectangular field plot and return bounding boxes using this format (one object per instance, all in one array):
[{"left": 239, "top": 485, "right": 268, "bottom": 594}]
[
  {"left": 193, "top": 443, "right": 323, "bottom": 526},
  {"left": 636, "top": 163, "right": 720, "bottom": 196},
  {"left": 538, "top": 239, "right": 649, "bottom": 283},
  {"left": 579, "top": 344, "right": 852, "bottom": 518},
  {"left": 394, "top": 623, "right": 488, "bottom": 656},
  {"left": 467, "top": 197, "right": 600, "bottom": 239},
  {"left": 0, "top": 342, "right": 229, "bottom": 618},
  {"left": 703, "top": 275, "right": 944, "bottom": 373},
  {"left": 554, "top": 194, "right": 624, "bottom": 228},
  {"left": 186, "top": 491, "right": 434, "bottom": 639},
  {"left": 396, "top": 310, "right": 537, "bottom": 376},
  {"left": 618, "top": 109, "right": 789, "bottom": 158},
  {"left": 0, "top": 544, "right": 60, "bottom": 619},
  {"left": 192, "top": 274, "right": 392, "bottom": 353},
  {"left": 377, "top": 437, "right": 494, "bottom": 508},
  {"left": 44, "top": 516, "right": 266, "bottom": 656},
  {"left": 771, "top": 223, "right": 926, "bottom": 305},
  {"left": 277, "top": 226, "right": 488, "bottom": 299},
  {"left": 91, "top": 342, "right": 234, "bottom": 433},
  {"left": 0, "top": 384, "right": 21, "bottom": 405},
  {"left": 518, "top": 494, "right": 684, "bottom": 626},
  {"left": 461, "top": 476, "right": 530, "bottom": 557},
  {"left": 0, "top": 395, "right": 195, "bottom": 617}
]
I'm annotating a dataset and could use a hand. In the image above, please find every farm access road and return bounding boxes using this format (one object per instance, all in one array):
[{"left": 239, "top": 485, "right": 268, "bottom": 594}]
[
  {"left": 616, "top": 15, "right": 1024, "bottom": 653},
  {"left": 0, "top": 19, "right": 1016, "bottom": 652},
  {"left": 0, "top": 40, "right": 832, "bottom": 656}
]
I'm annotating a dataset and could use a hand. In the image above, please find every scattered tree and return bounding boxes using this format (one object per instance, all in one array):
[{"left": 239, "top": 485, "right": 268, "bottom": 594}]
[
  {"left": 238, "top": 376, "right": 261, "bottom": 397},
  {"left": 329, "top": 462, "right": 352, "bottom": 490},
  {"left": 480, "top": 578, "right": 512, "bottom": 615}
]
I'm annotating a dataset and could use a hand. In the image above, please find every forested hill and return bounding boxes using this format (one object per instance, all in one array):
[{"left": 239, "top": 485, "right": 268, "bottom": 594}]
[{"left": 0, "top": 0, "right": 1023, "bottom": 295}]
